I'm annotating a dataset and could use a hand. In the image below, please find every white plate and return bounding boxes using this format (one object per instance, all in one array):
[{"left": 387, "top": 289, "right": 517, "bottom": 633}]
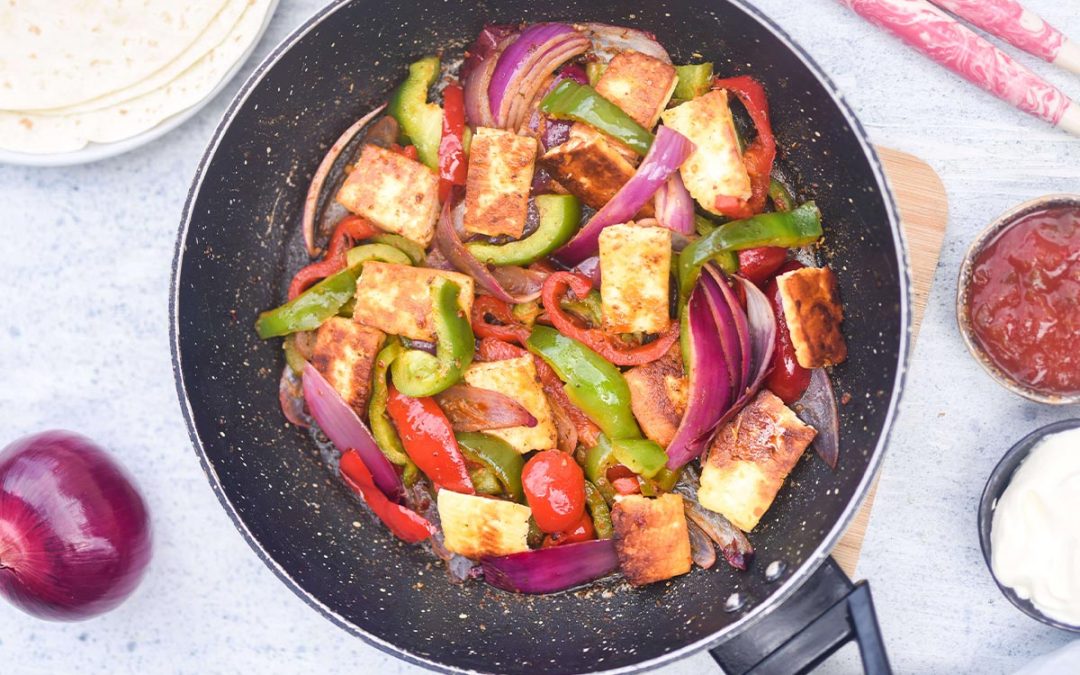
[{"left": 0, "top": 0, "right": 279, "bottom": 168}]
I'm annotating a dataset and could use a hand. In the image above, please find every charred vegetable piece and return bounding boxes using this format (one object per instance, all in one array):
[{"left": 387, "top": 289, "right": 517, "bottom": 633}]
[
  {"left": 390, "top": 279, "right": 474, "bottom": 397},
  {"left": 611, "top": 438, "right": 668, "bottom": 479},
  {"left": 466, "top": 194, "right": 581, "bottom": 266},
  {"left": 255, "top": 263, "right": 362, "bottom": 338},
  {"left": 673, "top": 63, "right": 713, "bottom": 100},
  {"left": 584, "top": 481, "right": 613, "bottom": 539},
  {"left": 526, "top": 325, "right": 641, "bottom": 440},
  {"left": 678, "top": 202, "right": 822, "bottom": 297},
  {"left": 339, "top": 450, "right": 434, "bottom": 543},
  {"left": 388, "top": 56, "right": 443, "bottom": 169},
  {"left": 456, "top": 432, "right": 525, "bottom": 503},
  {"left": 386, "top": 386, "right": 474, "bottom": 494},
  {"left": 369, "top": 341, "right": 419, "bottom": 485},
  {"left": 539, "top": 80, "right": 654, "bottom": 156}
]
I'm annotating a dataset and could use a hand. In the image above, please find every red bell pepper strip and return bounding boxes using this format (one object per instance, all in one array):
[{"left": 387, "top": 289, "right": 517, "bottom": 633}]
[
  {"left": 606, "top": 464, "right": 642, "bottom": 496},
  {"left": 540, "top": 272, "right": 679, "bottom": 367},
  {"left": 389, "top": 143, "right": 420, "bottom": 161},
  {"left": 738, "top": 247, "right": 788, "bottom": 287},
  {"left": 471, "top": 295, "right": 532, "bottom": 345},
  {"left": 438, "top": 83, "right": 468, "bottom": 203},
  {"left": 287, "top": 216, "right": 381, "bottom": 299},
  {"left": 764, "top": 260, "right": 811, "bottom": 403},
  {"left": 476, "top": 337, "right": 601, "bottom": 448},
  {"left": 339, "top": 449, "right": 435, "bottom": 543},
  {"left": 386, "top": 386, "right": 475, "bottom": 494},
  {"left": 712, "top": 76, "right": 776, "bottom": 220}
]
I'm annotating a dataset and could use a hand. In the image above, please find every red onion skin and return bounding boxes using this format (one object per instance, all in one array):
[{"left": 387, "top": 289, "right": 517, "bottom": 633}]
[{"left": 0, "top": 431, "right": 151, "bottom": 621}]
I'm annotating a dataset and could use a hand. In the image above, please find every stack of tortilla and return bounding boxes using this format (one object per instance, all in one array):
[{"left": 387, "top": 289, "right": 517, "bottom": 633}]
[{"left": 0, "top": 0, "right": 276, "bottom": 155}]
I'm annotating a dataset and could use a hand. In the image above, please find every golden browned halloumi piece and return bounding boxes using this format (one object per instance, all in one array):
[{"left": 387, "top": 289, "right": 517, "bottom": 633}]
[
  {"left": 776, "top": 266, "right": 847, "bottom": 369},
  {"left": 462, "top": 355, "right": 558, "bottom": 454},
  {"left": 309, "top": 318, "right": 386, "bottom": 416},
  {"left": 595, "top": 50, "right": 678, "bottom": 129},
  {"left": 437, "top": 490, "right": 532, "bottom": 558},
  {"left": 660, "top": 90, "right": 751, "bottom": 216},
  {"left": 598, "top": 222, "right": 672, "bottom": 334},
  {"left": 540, "top": 125, "right": 654, "bottom": 216},
  {"left": 611, "top": 494, "right": 692, "bottom": 586},
  {"left": 463, "top": 127, "right": 537, "bottom": 238},
  {"left": 624, "top": 346, "right": 687, "bottom": 447},
  {"left": 351, "top": 262, "right": 473, "bottom": 342},
  {"left": 698, "top": 390, "right": 817, "bottom": 532},
  {"left": 335, "top": 144, "right": 441, "bottom": 246}
]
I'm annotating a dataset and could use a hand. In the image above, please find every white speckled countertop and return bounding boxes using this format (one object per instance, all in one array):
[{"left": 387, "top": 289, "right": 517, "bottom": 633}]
[{"left": 2, "top": 1, "right": 1078, "bottom": 673}]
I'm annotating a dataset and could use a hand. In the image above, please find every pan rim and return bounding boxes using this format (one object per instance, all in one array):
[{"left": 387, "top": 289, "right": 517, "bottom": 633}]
[{"left": 169, "top": 1, "right": 912, "bottom": 672}]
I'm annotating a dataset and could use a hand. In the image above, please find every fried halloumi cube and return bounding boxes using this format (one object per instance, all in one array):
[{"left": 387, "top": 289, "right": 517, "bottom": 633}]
[
  {"left": 598, "top": 223, "right": 672, "bottom": 334},
  {"left": 624, "top": 346, "right": 687, "bottom": 447},
  {"left": 309, "top": 318, "right": 386, "bottom": 416},
  {"left": 660, "top": 90, "right": 751, "bottom": 216},
  {"left": 595, "top": 50, "right": 678, "bottom": 130},
  {"left": 351, "top": 262, "right": 473, "bottom": 342},
  {"left": 611, "top": 494, "right": 692, "bottom": 586},
  {"left": 776, "top": 266, "right": 847, "bottom": 369},
  {"left": 462, "top": 355, "right": 558, "bottom": 454},
  {"left": 540, "top": 125, "right": 653, "bottom": 216},
  {"left": 336, "top": 144, "right": 440, "bottom": 246},
  {"left": 463, "top": 127, "right": 537, "bottom": 238},
  {"left": 437, "top": 490, "right": 532, "bottom": 558},
  {"left": 698, "top": 390, "right": 817, "bottom": 532}
]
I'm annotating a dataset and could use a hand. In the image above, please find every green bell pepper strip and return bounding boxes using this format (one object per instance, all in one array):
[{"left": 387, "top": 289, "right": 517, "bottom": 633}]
[
  {"left": 674, "top": 63, "right": 713, "bottom": 100},
  {"left": 282, "top": 335, "right": 308, "bottom": 374},
  {"left": 466, "top": 194, "right": 582, "bottom": 266},
  {"left": 768, "top": 178, "right": 794, "bottom": 212},
  {"left": 367, "top": 233, "right": 426, "bottom": 265},
  {"left": 585, "top": 61, "right": 606, "bottom": 87},
  {"left": 390, "top": 279, "right": 474, "bottom": 397},
  {"left": 526, "top": 326, "right": 642, "bottom": 440},
  {"left": 652, "top": 466, "right": 681, "bottom": 492},
  {"left": 584, "top": 481, "right": 613, "bottom": 539},
  {"left": 455, "top": 432, "right": 525, "bottom": 503},
  {"left": 584, "top": 436, "right": 617, "bottom": 503},
  {"left": 539, "top": 80, "right": 654, "bottom": 156},
  {"left": 468, "top": 465, "right": 502, "bottom": 495},
  {"left": 612, "top": 438, "right": 669, "bottom": 479},
  {"left": 369, "top": 340, "right": 420, "bottom": 485},
  {"left": 345, "top": 243, "right": 412, "bottom": 267},
  {"left": 560, "top": 288, "right": 603, "bottom": 328},
  {"left": 337, "top": 297, "right": 357, "bottom": 317},
  {"left": 678, "top": 201, "right": 822, "bottom": 297},
  {"left": 255, "top": 264, "right": 362, "bottom": 339},
  {"left": 388, "top": 56, "right": 443, "bottom": 170}
]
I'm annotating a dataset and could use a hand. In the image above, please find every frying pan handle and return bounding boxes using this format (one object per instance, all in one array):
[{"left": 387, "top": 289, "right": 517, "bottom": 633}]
[{"left": 708, "top": 557, "right": 891, "bottom": 674}]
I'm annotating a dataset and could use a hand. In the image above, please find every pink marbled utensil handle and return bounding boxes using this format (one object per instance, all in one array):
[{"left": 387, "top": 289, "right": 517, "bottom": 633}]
[{"left": 842, "top": 0, "right": 1080, "bottom": 135}]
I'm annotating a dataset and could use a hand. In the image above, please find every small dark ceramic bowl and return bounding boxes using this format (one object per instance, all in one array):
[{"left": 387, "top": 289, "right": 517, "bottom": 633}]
[
  {"left": 956, "top": 194, "right": 1080, "bottom": 405},
  {"left": 978, "top": 418, "right": 1080, "bottom": 632}
]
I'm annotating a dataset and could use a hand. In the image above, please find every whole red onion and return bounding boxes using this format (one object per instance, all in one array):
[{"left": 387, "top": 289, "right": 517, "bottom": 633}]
[{"left": 0, "top": 431, "right": 151, "bottom": 620}]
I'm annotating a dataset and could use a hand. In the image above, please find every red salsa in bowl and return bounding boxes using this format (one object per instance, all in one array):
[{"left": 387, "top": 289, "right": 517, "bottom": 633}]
[{"left": 958, "top": 197, "right": 1080, "bottom": 402}]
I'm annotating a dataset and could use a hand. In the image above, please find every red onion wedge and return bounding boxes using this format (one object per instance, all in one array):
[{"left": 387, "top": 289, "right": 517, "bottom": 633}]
[
  {"left": 302, "top": 104, "right": 387, "bottom": 256},
  {"left": 700, "top": 269, "right": 745, "bottom": 395},
  {"left": 572, "top": 255, "right": 601, "bottom": 287},
  {"left": 302, "top": 362, "right": 404, "bottom": 502},
  {"left": 434, "top": 384, "right": 538, "bottom": 432},
  {"left": 796, "top": 368, "right": 840, "bottom": 469},
  {"left": 574, "top": 23, "right": 672, "bottom": 64},
  {"left": 686, "top": 520, "right": 717, "bottom": 570},
  {"left": 682, "top": 492, "right": 753, "bottom": 571},
  {"left": 704, "top": 265, "right": 751, "bottom": 395},
  {"left": 655, "top": 172, "right": 695, "bottom": 235},
  {"left": 279, "top": 365, "right": 312, "bottom": 429},
  {"left": 554, "top": 126, "right": 694, "bottom": 267},
  {"left": 463, "top": 24, "right": 518, "bottom": 128},
  {"left": 482, "top": 539, "right": 619, "bottom": 593},
  {"left": 488, "top": 23, "right": 590, "bottom": 131},
  {"left": 435, "top": 195, "right": 542, "bottom": 303},
  {"left": 0, "top": 431, "right": 151, "bottom": 620}
]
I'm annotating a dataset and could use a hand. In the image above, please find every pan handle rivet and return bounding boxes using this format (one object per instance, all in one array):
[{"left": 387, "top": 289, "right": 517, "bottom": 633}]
[
  {"left": 723, "top": 592, "right": 745, "bottom": 613},
  {"left": 764, "top": 560, "right": 786, "bottom": 581}
]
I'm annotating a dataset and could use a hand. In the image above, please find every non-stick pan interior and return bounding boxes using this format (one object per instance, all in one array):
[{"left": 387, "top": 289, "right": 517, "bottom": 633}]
[{"left": 173, "top": 1, "right": 905, "bottom": 672}]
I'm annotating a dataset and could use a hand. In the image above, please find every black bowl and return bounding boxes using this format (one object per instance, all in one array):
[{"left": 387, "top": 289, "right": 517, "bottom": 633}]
[{"left": 978, "top": 418, "right": 1080, "bottom": 632}]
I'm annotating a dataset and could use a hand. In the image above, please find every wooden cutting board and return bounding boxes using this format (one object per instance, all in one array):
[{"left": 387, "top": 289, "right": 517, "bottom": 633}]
[{"left": 832, "top": 147, "right": 948, "bottom": 576}]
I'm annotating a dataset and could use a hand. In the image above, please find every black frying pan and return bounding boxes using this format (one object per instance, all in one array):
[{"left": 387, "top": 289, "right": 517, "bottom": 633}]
[{"left": 171, "top": 1, "right": 910, "bottom": 672}]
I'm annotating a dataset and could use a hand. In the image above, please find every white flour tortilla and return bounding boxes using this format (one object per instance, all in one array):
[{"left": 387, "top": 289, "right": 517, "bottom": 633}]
[
  {"left": 0, "top": 0, "right": 274, "bottom": 154},
  {"left": 0, "top": 0, "right": 228, "bottom": 110}
]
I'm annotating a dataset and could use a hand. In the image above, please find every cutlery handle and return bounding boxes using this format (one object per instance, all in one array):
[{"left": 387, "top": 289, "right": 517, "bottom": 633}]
[
  {"left": 930, "top": 0, "right": 1080, "bottom": 75},
  {"left": 842, "top": 0, "right": 1080, "bottom": 136}
]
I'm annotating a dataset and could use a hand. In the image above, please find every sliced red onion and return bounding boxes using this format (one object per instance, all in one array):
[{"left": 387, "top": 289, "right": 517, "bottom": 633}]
[
  {"left": 528, "top": 65, "right": 586, "bottom": 150},
  {"left": 434, "top": 384, "right": 538, "bottom": 432},
  {"left": 654, "top": 171, "right": 694, "bottom": 235},
  {"left": 435, "top": 196, "right": 541, "bottom": 303},
  {"left": 463, "top": 25, "right": 518, "bottom": 128},
  {"left": 554, "top": 126, "right": 694, "bottom": 267},
  {"left": 686, "top": 519, "right": 718, "bottom": 570},
  {"left": 797, "top": 368, "right": 840, "bottom": 469},
  {"left": 705, "top": 265, "right": 751, "bottom": 395},
  {"left": 488, "top": 23, "right": 590, "bottom": 130},
  {"left": 574, "top": 23, "right": 672, "bottom": 64},
  {"left": 664, "top": 278, "right": 732, "bottom": 469},
  {"left": 302, "top": 104, "right": 387, "bottom": 256},
  {"left": 699, "top": 270, "right": 744, "bottom": 396},
  {"left": 482, "top": 539, "right": 619, "bottom": 593},
  {"left": 491, "top": 264, "right": 549, "bottom": 298},
  {"left": 302, "top": 363, "right": 404, "bottom": 502},
  {"left": 682, "top": 493, "right": 753, "bottom": 571},
  {"left": 572, "top": 256, "right": 601, "bottom": 287},
  {"left": 279, "top": 366, "right": 312, "bottom": 429}
]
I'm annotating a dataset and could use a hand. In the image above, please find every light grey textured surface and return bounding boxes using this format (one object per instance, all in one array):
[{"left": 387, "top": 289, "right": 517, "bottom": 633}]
[{"left": 1, "top": 1, "right": 1078, "bottom": 673}]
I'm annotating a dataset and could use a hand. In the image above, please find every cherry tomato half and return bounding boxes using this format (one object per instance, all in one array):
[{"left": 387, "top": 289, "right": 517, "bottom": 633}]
[
  {"left": 764, "top": 261, "right": 812, "bottom": 403},
  {"left": 738, "top": 247, "right": 788, "bottom": 287},
  {"left": 522, "top": 450, "right": 586, "bottom": 533},
  {"left": 541, "top": 513, "right": 596, "bottom": 548}
]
